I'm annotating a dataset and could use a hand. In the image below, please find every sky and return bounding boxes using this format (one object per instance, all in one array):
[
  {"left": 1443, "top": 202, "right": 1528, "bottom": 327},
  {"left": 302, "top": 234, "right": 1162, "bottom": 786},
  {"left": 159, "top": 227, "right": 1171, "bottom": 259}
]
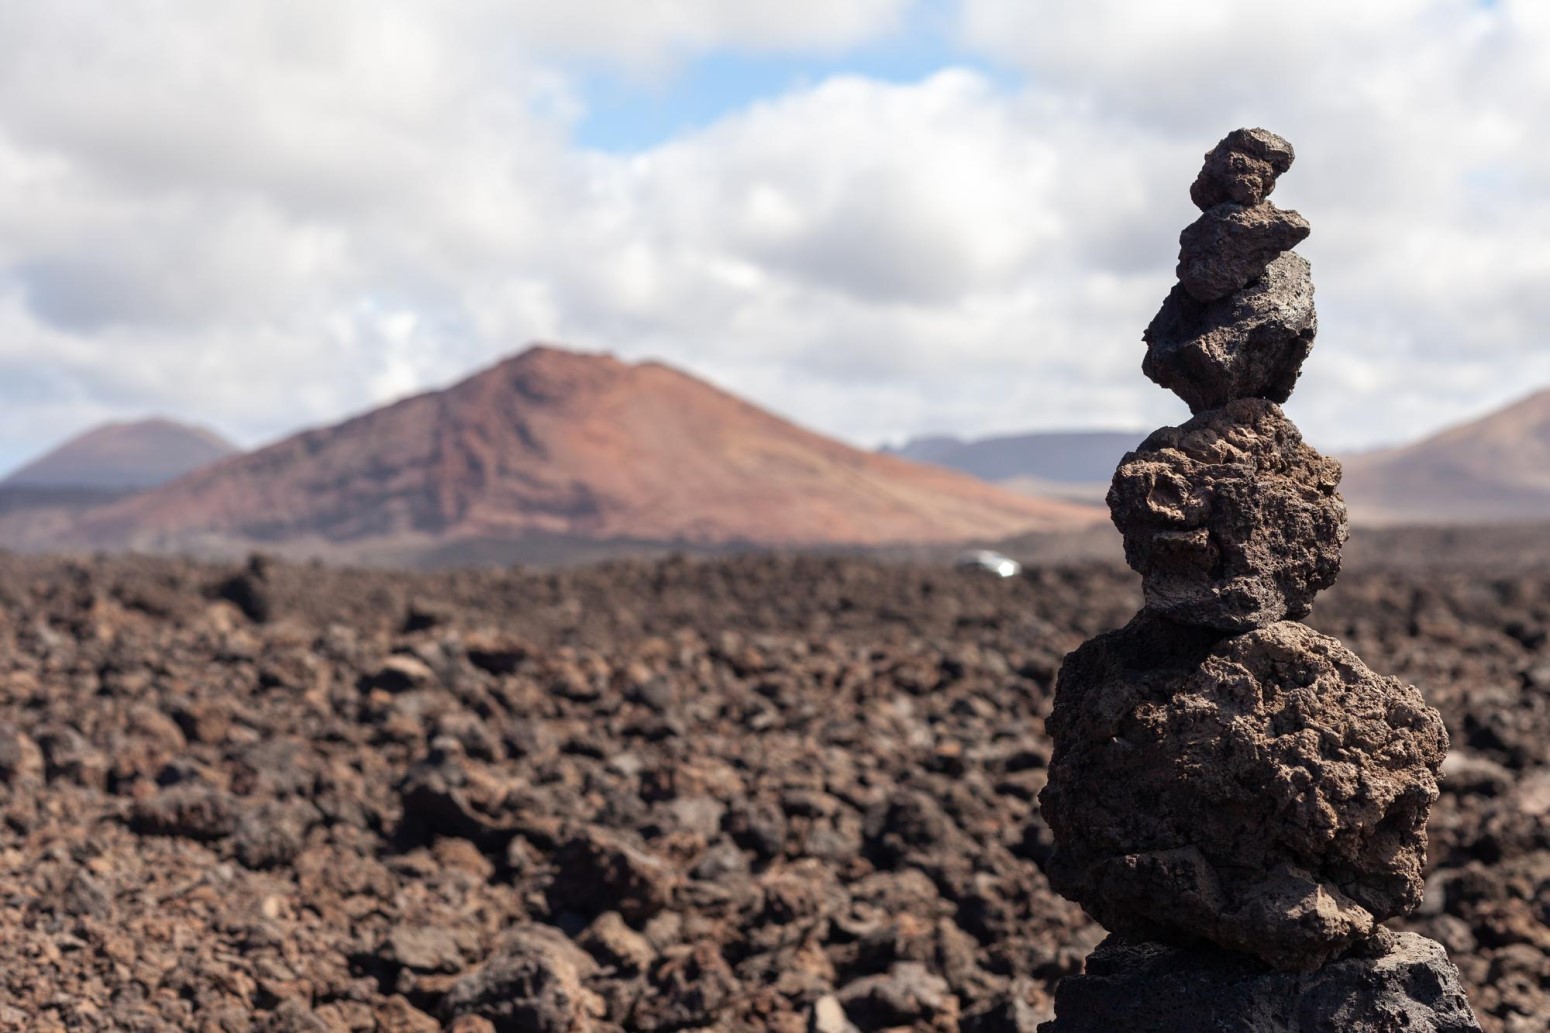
[{"left": 1, "top": 0, "right": 1548, "bottom": 474}]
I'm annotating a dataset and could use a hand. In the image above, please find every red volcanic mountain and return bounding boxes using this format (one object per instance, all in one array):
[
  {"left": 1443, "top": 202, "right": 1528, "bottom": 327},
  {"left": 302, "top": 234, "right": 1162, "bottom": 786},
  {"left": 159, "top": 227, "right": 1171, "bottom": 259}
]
[
  {"left": 1340, "top": 388, "right": 1550, "bottom": 524},
  {"left": 71, "top": 346, "right": 1102, "bottom": 556}
]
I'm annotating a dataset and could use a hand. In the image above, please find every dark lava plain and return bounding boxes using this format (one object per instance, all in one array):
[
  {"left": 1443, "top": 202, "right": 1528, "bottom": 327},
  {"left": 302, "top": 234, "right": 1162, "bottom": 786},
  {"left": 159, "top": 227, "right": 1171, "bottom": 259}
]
[{"left": 1, "top": 550, "right": 1547, "bottom": 1031}]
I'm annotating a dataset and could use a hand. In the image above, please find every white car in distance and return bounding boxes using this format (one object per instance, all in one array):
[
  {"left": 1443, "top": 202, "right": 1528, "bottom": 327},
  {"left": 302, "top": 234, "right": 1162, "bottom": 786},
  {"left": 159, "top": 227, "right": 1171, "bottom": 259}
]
[{"left": 954, "top": 549, "right": 1022, "bottom": 578}]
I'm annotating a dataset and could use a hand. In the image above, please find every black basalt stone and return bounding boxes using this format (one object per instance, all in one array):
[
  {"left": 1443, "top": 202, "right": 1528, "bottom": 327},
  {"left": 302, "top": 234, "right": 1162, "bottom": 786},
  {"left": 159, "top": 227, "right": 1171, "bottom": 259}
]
[
  {"left": 1190, "top": 127, "right": 1297, "bottom": 210},
  {"left": 1039, "top": 933, "right": 1483, "bottom": 1033},
  {"left": 1177, "top": 202, "right": 1310, "bottom": 302},
  {"left": 1144, "top": 252, "right": 1317, "bottom": 413}
]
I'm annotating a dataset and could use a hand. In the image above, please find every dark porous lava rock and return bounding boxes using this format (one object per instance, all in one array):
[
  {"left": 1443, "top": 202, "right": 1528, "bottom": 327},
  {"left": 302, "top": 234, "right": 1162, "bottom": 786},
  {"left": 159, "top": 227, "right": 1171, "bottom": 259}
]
[
  {"left": 1108, "top": 398, "right": 1346, "bottom": 631},
  {"left": 1144, "top": 251, "right": 1317, "bottom": 412},
  {"left": 213, "top": 553, "right": 275, "bottom": 623},
  {"left": 128, "top": 785, "right": 241, "bottom": 842},
  {"left": 1176, "top": 202, "right": 1310, "bottom": 303},
  {"left": 1, "top": 550, "right": 1544, "bottom": 1031},
  {"left": 1190, "top": 127, "right": 1297, "bottom": 210},
  {"left": 548, "top": 826, "right": 681, "bottom": 923},
  {"left": 1041, "top": 616, "right": 1449, "bottom": 971},
  {"left": 1038, "top": 932, "right": 1483, "bottom": 1033},
  {"left": 440, "top": 925, "right": 605, "bottom": 1033}
]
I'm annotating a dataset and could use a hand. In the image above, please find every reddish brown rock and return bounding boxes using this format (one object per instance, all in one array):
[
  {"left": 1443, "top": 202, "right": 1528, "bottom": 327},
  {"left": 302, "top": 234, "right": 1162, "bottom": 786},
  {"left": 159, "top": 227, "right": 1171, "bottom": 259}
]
[
  {"left": 0, "top": 546, "right": 1535, "bottom": 1030},
  {"left": 129, "top": 785, "right": 241, "bottom": 842},
  {"left": 441, "top": 925, "right": 605, "bottom": 1033},
  {"left": 1041, "top": 616, "right": 1449, "bottom": 971},
  {"left": 548, "top": 827, "right": 681, "bottom": 923},
  {"left": 0, "top": 729, "right": 43, "bottom": 783}
]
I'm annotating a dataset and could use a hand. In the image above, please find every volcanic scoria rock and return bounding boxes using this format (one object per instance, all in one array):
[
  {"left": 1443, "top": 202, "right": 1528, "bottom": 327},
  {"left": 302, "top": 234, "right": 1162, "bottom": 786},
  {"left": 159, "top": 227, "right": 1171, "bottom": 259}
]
[
  {"left": 1147, "top": 128, "right": 1314, "bottom": 410},
  {"left": 0, "top": 545, "right": 1531, "bottom": 1030},
  {"left": 440, "top": 925, "right": 606, "bottom": 1033},
  {"left": 1190, "top": 127, "right": 1296, "bottom": 210},
  {"left": 1176, "top": 202, "right": 1310, "bottom": 303},
  {"left": 1107, "top": 398, "right": 1347, "bottom": 632},
  {"left": 547, "top": 826, "right": 680, "bottom": 923},
  {"left": 1045, "top": 127, "right": 1477, "bottom": 1030},
  {"left": 1145, "top": 252, "right": 1317, "bottom": 411},
  {"left": 1041, "top": 616, "right": 1448, "bottom": 971},
  {"left": 1037, "top": 933, "right": 1482, "bottom": 1033}
]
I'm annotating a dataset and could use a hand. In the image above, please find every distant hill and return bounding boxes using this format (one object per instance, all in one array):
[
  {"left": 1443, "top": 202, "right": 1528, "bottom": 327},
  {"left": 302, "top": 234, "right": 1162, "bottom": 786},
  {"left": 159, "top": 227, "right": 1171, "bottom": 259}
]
[
  {"left": 882, "top": 429, "right": 1145, "bottom": 507},
  {"left": 991, "top": 475, "right": 1111, "bottom": 508},
  {"left": 2, "top": 418, "right": 238, "bottom": 491},
  {"left": 883, "top": 430, "right": 1146, "bottom": 484},
  {"left": 1340, "top": 389, "right": 1550, "bottom": 524},
  {"left": 891, "top": 390, "right": 1550, "bottom": 527},
  {"left": 63, "top": 345, "right": 1103, "bottom": 559}
]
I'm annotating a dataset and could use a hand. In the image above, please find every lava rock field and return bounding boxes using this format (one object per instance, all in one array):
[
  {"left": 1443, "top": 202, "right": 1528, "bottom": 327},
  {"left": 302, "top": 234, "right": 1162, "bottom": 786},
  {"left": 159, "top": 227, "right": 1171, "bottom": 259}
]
[{"left": 0, "top": 552, "right": 1547, "bottom": 1031}]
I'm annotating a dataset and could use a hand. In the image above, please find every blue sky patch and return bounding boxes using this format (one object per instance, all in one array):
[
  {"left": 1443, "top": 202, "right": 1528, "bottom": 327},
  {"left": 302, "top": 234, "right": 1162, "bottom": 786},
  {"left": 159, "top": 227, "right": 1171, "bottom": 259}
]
[{"left": 569, "top": 2, "right": 1017, "bottom": 152}]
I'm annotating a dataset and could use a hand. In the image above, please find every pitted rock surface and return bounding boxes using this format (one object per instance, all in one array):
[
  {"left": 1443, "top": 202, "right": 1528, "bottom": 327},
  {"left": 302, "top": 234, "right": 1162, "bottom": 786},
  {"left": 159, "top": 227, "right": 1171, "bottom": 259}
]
[
  {"left": 1190, "top": 127, "right": 1297, "bottom": 210},
  {"left": 441, "top": 924, "right": 606, "bottom": 1032},
  {"left": 1037, "top": 932, "right": 1483, "bottom": 1033},
  {"left": 0, "top": 552, "right": 1541, "bottom": 1029},
  {"left": 1107, "top": 398, "right": 1346, "bottom": 631},
  {"left": 1041, "top": 616, "right": 1449, "bottom": 971},
  {"left": 1144, "top": 251, "right": 1316, "bottom": 412},
  {"left": 1176, "top": 202, "right": 1310, "bottom": 303}
]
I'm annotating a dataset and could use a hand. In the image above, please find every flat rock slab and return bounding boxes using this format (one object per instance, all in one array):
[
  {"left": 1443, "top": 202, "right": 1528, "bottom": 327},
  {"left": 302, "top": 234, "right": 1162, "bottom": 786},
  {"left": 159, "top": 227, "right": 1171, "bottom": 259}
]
[
  {"left": 1039, "top": 933, "right": 1483, "bottom": 1033},
  {"left": 1177, "top": 202, "right": 1310, "bottom": 303}
]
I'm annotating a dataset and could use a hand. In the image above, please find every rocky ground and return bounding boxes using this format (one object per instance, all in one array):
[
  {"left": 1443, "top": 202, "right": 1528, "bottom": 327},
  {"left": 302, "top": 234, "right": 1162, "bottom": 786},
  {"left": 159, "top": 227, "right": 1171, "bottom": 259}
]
[{"left": 0, "top": 551, "right": 1546, "bottom": 1032}]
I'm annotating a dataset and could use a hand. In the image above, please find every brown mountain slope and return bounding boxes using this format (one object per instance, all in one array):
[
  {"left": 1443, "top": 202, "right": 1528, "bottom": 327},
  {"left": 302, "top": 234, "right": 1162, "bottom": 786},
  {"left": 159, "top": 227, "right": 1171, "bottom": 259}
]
[
  {"left": 70, "top": 346, "right": 1102, "bottom": 554},
  {"left": 1340, "top": 388, "right": 1550, "bottom": 524},
  {"left": 3, "top": 417, "right": 237, "bottom": 490}
]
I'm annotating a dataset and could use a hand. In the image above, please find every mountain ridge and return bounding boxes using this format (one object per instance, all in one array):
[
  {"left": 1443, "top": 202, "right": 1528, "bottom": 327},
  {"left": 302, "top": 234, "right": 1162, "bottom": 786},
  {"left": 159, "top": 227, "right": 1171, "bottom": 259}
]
[
  {"left": 883, "top": 429, "right": 1147, "bottom": 485},
  {"left": 887, "top": 390, "right": 1550, "bottom": 526},
  {"left": 1339, "top": 388, "right": 1550, "bottom": 524},
  {"left": 64, "top": 345, "right": 1103, "bottom": 557},
  {"left": 2, "top": 417, "right": 238, "bottom": 491}
]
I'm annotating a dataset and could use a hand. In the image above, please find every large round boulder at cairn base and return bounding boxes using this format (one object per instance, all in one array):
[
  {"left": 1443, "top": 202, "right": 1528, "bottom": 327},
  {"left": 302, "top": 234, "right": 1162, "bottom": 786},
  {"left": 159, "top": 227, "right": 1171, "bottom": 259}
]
[
  {"left": 1107, "top": 398, "right": 1347, "bottom": 632},
  {"left": 1036, "top": 933, "right": 1482, "bottom": 1033},
  {"left": 1040, "top": 616, "right": 1448, "bottom": 972}
]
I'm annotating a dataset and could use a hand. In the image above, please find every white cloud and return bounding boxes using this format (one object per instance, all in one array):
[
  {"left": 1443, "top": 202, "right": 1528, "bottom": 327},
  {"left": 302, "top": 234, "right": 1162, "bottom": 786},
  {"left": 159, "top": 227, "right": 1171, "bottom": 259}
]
[
  {"left": 956, "top": 0, "right": 1550, "bottom": 444},
  {"left": 544, "top": 72, "right": 1192, "bottom": 443},
  {"left": 0, "top": 0, "right": 1549, "bottom": 476},
  {"left": 478, "top": 0, "right": 912, "bottom": 67}
]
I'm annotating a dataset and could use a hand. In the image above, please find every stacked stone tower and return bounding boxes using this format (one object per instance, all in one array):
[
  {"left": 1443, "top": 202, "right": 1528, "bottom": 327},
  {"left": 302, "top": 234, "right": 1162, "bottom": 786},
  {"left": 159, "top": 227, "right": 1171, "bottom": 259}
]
[{"left": 1037, "top": 130, "right": 1483, "bottom": 1031}]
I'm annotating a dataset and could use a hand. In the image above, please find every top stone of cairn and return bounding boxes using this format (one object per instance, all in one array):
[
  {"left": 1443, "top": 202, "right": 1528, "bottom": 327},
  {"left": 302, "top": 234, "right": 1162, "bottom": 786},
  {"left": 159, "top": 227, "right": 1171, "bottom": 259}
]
[
  {"left": 1145, "top": 127, "right": 1314, "bottom": 413},
  {"left": 1190, "top": 128, "right": 1296, "bottom": 210}
]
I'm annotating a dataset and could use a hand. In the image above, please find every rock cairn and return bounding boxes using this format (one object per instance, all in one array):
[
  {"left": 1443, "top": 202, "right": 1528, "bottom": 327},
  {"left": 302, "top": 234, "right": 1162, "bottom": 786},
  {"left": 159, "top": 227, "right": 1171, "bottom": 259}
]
[{"left": 1037, "top": 130, "right": 1482, "bottom": 1032}]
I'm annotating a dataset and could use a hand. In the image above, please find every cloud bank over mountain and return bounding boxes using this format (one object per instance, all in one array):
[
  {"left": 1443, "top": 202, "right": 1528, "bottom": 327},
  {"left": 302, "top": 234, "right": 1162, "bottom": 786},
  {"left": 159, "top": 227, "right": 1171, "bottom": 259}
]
[{"left": 1, "top": 0, "right": 1546, "bottom": 471}]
